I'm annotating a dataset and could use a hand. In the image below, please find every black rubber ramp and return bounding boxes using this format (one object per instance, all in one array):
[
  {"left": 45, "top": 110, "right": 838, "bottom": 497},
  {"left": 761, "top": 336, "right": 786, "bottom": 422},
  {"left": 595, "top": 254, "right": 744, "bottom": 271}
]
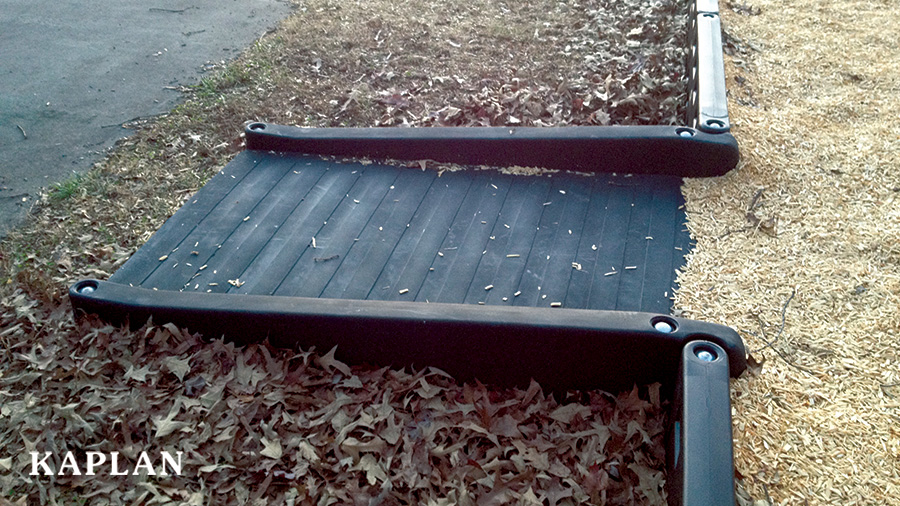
[{"left": 111, "top": 151, "right": 691, "bottom": 314}]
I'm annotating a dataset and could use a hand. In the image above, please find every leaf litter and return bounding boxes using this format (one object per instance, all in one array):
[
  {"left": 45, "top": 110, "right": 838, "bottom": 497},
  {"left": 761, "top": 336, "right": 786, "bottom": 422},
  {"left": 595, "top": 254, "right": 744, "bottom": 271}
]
[
  {"left": 272, "top": 0, "right": 688, "bottom": 128},
  {"left": 0, "top": 304, "right": 668, "bottom": 504}
]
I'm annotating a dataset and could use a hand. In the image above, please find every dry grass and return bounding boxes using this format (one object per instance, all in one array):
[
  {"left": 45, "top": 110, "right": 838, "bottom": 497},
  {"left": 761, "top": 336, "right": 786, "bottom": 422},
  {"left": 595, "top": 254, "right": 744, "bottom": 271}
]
[{"left": 676, "top": 0, "right": 900, "bottom": 503}]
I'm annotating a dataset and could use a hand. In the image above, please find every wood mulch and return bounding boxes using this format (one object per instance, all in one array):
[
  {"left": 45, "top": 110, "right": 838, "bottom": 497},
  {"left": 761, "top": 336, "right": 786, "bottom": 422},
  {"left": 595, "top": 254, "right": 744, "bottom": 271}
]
[{"left": 676, "top": 0, "right": 900, "bottom": 503}]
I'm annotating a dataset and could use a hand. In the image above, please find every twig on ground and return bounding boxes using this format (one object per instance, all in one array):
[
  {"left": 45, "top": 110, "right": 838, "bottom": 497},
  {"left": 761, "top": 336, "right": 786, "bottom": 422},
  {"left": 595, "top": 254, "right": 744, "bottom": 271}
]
[
  {"left": 880, "top": 383, "right": 900, "bottom": 398},
  {"left": 762, "top": 484, "right": 774, "bottom": 506},
  {"left": 747, "top": 188, "right": 764, "bottom": 212},
  {"left": 718, "top": 225, "right": 751, "bottom": 239},
  {"left": 745, "top": 290, "right": 814, "bottom": 374},
  {"left": 0, "top": 193, "right": 29, "bottom": 201},
  {"left": 16, "top": 124, "right": 27, "bottom": 139},
  {"left": 101, "top": 113, "right": 169, "bottom": 129},
  {"left": 753, "top": 289, "right": 795, "bottom": 353},
  {"left": 742, "top": 327, "right": 813, "bottom": 374},
  {"left": 718, "top": 188, "right": 767, "bottom": 238},
  {"left": 149, "top": 7, "right": 190, "bottom": 13}
]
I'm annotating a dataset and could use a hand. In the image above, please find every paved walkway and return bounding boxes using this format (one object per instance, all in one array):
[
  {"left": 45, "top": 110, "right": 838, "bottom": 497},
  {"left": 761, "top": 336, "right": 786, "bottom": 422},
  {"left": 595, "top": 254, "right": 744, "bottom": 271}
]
[{"left": 0, "top": 0, "right": 293, "bottom": 235}]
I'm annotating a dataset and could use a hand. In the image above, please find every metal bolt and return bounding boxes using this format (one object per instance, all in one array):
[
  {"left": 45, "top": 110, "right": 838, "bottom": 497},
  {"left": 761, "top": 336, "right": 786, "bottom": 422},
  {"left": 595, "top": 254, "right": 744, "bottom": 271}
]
[
  {"left": 654, "top": 320, "right": 674, "bottom": 333},
  {"left": 696, "top": 349, "right": 716, "bottom": 362},
  {"left": 78, "top": 284, "right": 95, "bottom": 295},
  {"left": 679, "top": 130, "right": 693, "bottom": 138}
]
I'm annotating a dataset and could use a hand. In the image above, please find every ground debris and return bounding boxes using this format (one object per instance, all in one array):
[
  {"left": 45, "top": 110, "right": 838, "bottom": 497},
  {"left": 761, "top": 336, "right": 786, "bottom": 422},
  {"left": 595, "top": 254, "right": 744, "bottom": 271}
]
[
  {"left": 0, "top": 310, "right": 668, "bottom": 504},
  {"left": 264, "top": 0, "right": 688, "bottom": 129}
]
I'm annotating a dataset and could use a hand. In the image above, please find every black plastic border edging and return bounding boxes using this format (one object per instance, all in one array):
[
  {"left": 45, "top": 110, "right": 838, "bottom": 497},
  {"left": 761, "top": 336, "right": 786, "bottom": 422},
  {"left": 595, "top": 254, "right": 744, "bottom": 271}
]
[
  {"left": 243, "top": 123, "right": 739, "bottom": 178},
  {"left": 668, "top": 340, "right": 736, "bottom": 506},
  {"left": 688, "top": 0, "right": 732, "bottom": 133},
  {"left": 70, "top": 279, "right": 747, "bottom": 392},
  {"left": 238, "top": 0, "right": 737, "bottom": 178}
]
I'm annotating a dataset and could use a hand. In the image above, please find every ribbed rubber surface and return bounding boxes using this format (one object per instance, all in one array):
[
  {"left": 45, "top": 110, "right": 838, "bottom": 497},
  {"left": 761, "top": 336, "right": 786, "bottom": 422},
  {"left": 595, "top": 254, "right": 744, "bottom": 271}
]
[{"left": 112, "top": 151, "right": 690, "bottom": 313}]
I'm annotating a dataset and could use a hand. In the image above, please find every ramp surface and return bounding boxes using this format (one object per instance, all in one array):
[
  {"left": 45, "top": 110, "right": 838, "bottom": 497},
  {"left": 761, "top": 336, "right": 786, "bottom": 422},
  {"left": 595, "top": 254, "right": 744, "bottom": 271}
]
[{"left": 111, "top": 151, "right": 691, "bottom": 314}]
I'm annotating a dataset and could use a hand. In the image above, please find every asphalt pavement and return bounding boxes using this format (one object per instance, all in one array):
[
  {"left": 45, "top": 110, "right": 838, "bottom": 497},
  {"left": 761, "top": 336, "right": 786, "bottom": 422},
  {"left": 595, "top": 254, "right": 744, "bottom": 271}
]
[{"left": 0, "top": 0, "right": 293, "bottom": 236}]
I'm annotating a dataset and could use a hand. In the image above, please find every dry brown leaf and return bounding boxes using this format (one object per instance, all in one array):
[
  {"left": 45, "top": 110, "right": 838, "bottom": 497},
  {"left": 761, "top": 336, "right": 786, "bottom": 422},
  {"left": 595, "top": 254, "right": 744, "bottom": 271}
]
[
  {"left": 123, "top": 363, "right": 154, "bottom": 383},
  {"left": 163, "top": 356, "right": 191, "bottom": 381},
  {"left": 549, "top": 403, "right": 591, "bottom": 424},
  {"left": 260, "top": 437, "right": 283, "bottom": 459},
  {"left": 153, "top": 404, "right": 189, "bottom": 439},
  {"left": 355, "top": 454, "right": 388, "bottom": 485},
  {"left": 490, "top": 414, "right": 522, "bottom": 439},
  {"left": 628, "top": 462, "right": 666, "bottom": 504},
  {"left": 317, "top": 345, "right": 352, "bottom": 376}
]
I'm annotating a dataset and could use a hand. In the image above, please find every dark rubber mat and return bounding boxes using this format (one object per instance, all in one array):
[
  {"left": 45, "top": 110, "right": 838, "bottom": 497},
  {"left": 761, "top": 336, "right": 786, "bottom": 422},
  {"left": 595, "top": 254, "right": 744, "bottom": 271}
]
[{"left": 111, "top": 151, "right": 691, "bottom": 314}]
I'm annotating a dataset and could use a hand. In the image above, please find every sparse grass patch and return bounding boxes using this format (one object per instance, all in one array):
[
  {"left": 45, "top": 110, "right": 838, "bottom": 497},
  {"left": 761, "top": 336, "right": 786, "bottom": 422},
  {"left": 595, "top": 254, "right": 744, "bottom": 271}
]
[
  {"left": 47, "top": 173, "right": 86, "bottom": 202},
  {"left": 193, "top": 63, "right": 257, "bottom": 100}
]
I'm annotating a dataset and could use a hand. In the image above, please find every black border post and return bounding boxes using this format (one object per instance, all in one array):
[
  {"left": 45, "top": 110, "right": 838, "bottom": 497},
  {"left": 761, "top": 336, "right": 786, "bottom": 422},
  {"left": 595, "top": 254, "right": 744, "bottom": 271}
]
[
  {"left": 70, "top": 280, "right": 747, "bottom": 393},
  {"left": 695, "top": 11, "right": 730, "bottom": 133},
  {"left": 687, "top": 0, "right": 731, "bottom": 133},
  {"left": 668, "top": 340, "right": 736, "bottom": 505},
  {"left": 243, "top": 123, "right": 739, "bottom": 177}
]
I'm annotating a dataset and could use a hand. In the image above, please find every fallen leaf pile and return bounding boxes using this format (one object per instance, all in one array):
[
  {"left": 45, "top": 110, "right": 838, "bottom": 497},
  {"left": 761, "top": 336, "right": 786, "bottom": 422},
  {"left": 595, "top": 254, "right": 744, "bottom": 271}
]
[
  {"left": 0, "top": 295, "right": 668, "bottom": 504},
  {"left": 221, "top": 0, "right": 689, "bottom": 129}
]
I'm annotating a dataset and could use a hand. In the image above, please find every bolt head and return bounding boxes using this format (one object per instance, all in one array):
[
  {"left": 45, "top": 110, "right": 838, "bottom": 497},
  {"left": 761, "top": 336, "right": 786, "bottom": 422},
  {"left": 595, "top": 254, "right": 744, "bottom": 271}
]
[
  {"left": 696, "top": 349, "right": 716, "bottom": 362},
  {"left": 654, "top": 320, "right": 674, "bottom": 333}
]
